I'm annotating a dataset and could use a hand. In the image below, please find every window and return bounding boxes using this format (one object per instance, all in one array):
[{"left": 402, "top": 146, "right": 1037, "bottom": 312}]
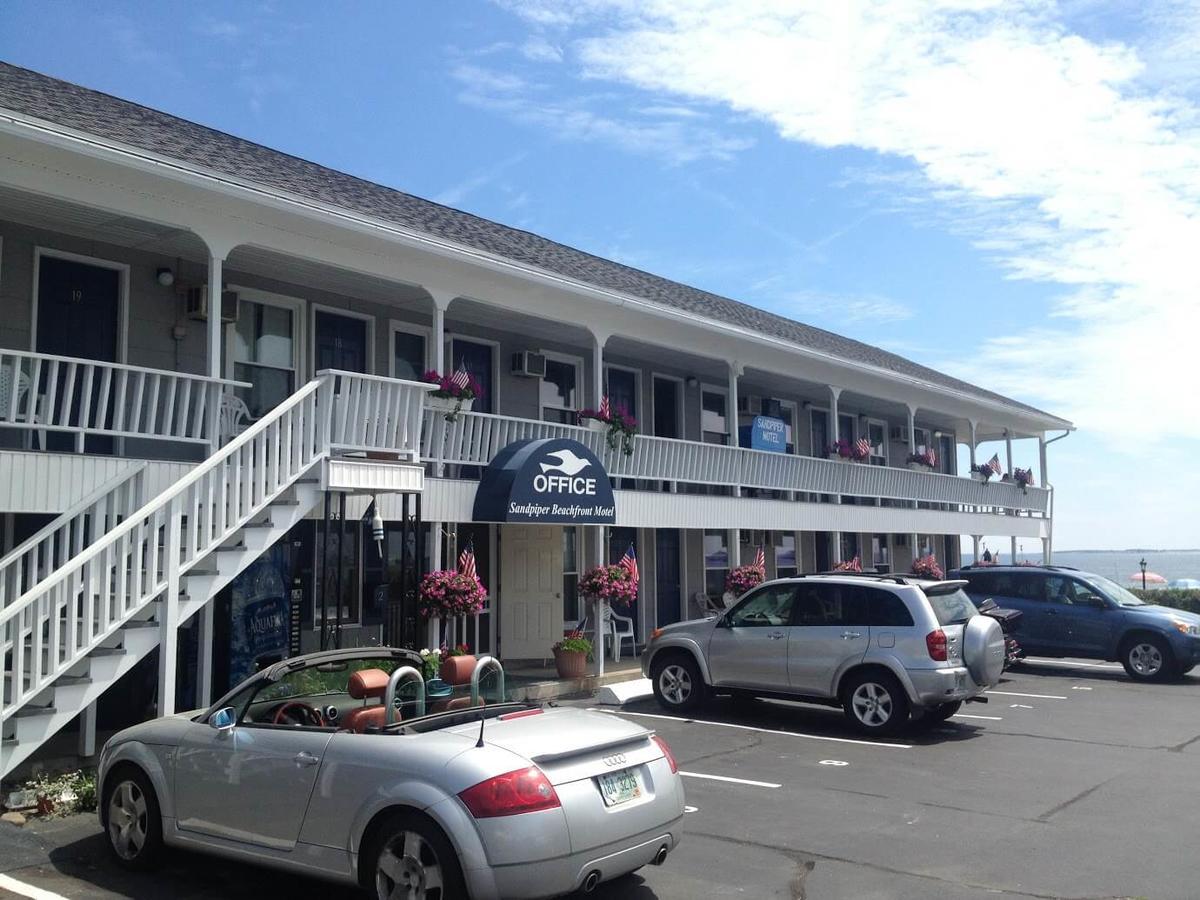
[
  {"left": 838, "top": 413, "right": 856, "bottom": 444},
  {"left": 232, "top": 299, "right": 297, "bottom": 417},
  {"left": 450, "top": 339, "right": 494, "bottom": 414},
  {"left": 701, "top": 389, "right": 729, "bottom": 445},
  {"left": 794, "top": 584, "right": 868, "bottom": 626},
  {"left": 861, "top": 587, "right": 914, "bottom": 627},
  {"left": 867, "top": 420, "right": 887, "bottom": 466},
  {"left": 774, "top": 532, "right": 797, "bottom": 578},
  {"left": 391, "top": 327, "right": 426, "bottom": 381},
  {"left": 810, "top": 409, "right": 830, "bottom": 456},
  {"left": 540, "top": 356, "right": 580, "bottom": 425},
  {"left": 926, "top": 588, "right": 979, "bottom": 626},
  {"left": 871, "top": 535, "right": 891, "bottom": 571},
  {"left": 727, "top": 584, "right": 797, "bottom": 627},
  {"left": 840, "top": 533, "right": 860, "bottom": 565},
  {"left": 563, "top": 527, "right": 579, "bottom": 623},
  {"left": 703, "top": 530, "right": 729, "bottom": 598},
  {"left": 605, "top": 367, "right": 638, "bottom": 419}
]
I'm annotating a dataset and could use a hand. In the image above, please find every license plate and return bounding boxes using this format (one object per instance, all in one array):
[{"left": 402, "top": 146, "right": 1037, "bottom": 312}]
[{"left": 597, "top": 768, "right": 643, "bottom": 806}]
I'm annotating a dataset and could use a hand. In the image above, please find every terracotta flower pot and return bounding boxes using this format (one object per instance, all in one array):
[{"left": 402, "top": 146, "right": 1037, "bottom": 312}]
[
  {"left": 439, "top": 654, "right": 476, "bottom": 686},
  {"left": 553, "top": 648, "right": 588, "bottom": 679}
]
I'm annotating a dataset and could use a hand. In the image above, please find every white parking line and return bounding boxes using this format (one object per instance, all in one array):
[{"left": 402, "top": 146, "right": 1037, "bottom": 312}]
[
  {"left": 680, "top": 771, "right": 782, "bottom": 788},
  {"left": 987, "top": 690, "right": 1068, "bottom": 700},
  {"left": 589, "top": 708, "right": 912, "bottom": 749},
  {"left": 951, "top": 713, "right": 1003, "bottom": 721},
  {"left": 0, "top": 873, "right": 71, "bottom": 900}
]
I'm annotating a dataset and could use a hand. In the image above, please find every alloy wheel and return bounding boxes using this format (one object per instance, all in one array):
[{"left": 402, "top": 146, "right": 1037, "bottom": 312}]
[
  {"left": 376, "top": 829, "right": 445, "bottom": 900},
  {"left": 1129, "top": 642, "right": 1163, "bottom": 677},
  {"left": 107, "top": 780, "right": 148, "bottom": 861},
  {"left": 851, "top": 682, "right": 894, "bottom": 728},
  {"left": 659, "top": 664, "right": 693, "bottom": 706}
]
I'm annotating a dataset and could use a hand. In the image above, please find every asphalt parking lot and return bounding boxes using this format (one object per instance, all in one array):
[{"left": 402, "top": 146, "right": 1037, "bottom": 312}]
[{"left": 2, "top": 658, "right": 1198, "bottom": 900}]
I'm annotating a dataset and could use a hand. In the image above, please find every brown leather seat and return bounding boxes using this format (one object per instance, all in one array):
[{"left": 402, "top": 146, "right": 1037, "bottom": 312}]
[{"left": 341, "top": 668, "right": 391, "bottom": 734}]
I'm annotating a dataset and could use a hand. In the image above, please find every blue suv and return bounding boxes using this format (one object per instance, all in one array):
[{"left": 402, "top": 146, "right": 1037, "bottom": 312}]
[{"left": 951, "top": 565, "right": 1200, "bottom": 681}]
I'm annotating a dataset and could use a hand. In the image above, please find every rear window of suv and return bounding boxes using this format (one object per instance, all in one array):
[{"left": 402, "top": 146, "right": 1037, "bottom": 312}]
[{"left": 925, "top": 587, "right": 979, "bottom": 626}]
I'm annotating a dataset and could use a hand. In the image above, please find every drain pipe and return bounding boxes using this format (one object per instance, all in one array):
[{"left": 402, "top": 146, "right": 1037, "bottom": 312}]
[{"left": 1040, "top": 429, "right": 1072, "bottom": 563}]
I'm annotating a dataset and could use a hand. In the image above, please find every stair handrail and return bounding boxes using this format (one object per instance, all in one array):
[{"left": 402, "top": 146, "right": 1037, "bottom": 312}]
[
  {"left": 0, "top": 376, "right": 329, "bottom": 632},
  {"left": 0, "top": 462, "right": 147, "bottom": 609}
]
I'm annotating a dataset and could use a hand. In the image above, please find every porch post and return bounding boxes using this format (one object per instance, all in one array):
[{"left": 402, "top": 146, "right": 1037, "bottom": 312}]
[
  {"left": 429, "top": 522, "right": 443, "bottom": 648},
  {"left": 158, "top": 499, "right": 183, "bottom": 717},
  {"left": 197, "top": 600, "right": 214, "bottom": 708},
  {"left": 907, "top": 404, "right": 919, "bottom": 510},
  {"left": 428, "top": 288, "right": 455, "bottom": 374},
  {"left": 206, "top": 253, "right": 224, "bottom": 455},
  {"left": 972, "top": 534, "right": 982, "bottom": 563},
  {"left": 592, "top": 332, "right": 607, "bottom": 410},
  {"left": 968, "top": 420, "right": 978, "bottom": 469},
  {"left": 78, "top": 701, "right": 97, "bottom": 758},
  {"left": 1039, "top": 434, "right": 1052, "bottom": 562},
  {"left": 1011, "top": 537, "right": 1020, "bottom": 566},
  {"left": 595, "top": 526, "right": 606, "bottom": 677},
  {"left": 1005, "top": 429, "right": 1014, "bottom": 477},
  {"left": 829, "top": 386, "right": 842, "bottom": 564}
]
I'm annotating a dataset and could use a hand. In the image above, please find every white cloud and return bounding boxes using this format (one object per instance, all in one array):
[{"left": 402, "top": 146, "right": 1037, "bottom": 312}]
[
  {"left": 493, "top": 0, "right": 1200, "bottom": 452},
  {"left": 777, "top": 290, "right": 913, "bottom": 325}
]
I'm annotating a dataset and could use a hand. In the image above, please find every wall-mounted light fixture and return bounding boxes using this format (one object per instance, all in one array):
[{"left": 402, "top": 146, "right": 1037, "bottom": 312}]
[
  {"left": 156, "top": 267, "right": 175, "bottom": 287},
  {"left": 685, "top": 376, "right": 699, "bottom": 388}
]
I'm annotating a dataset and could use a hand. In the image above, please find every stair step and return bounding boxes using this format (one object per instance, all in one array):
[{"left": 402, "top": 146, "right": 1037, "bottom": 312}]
[
  {"left": 55, "top": 675, "right": 92, "bottom": 687},
  {"left": 271, "top": 499, "right": 301, "bottom": 507},
  {"left": 296, "top": 477, "right": 320, "bottom": 485},
  {"left": 186, "top": 568, "right": 218, "bottom": 577},
  {"left": 122, "top": 619, "right": 158, "bottom": 629},
  {"left": 14, "top": 705, "right": 56, "bottom": 718},
  {"left": 2, "top": 736, "right": 17, "bottom": 747},
  {"left": 241, "top": 521, "right": 275, "bottom": 529},
  {"left": 89, "top": 647, "right": 126, "bottom": 658},
  {"left": 214, "top": 545, "right": 247, "bottom": 553}
]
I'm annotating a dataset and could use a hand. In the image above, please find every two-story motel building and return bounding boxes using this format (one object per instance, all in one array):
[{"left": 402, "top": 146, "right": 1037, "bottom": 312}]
[{"left": 0, "top": 63, "right": 1072, "bottom": 777}]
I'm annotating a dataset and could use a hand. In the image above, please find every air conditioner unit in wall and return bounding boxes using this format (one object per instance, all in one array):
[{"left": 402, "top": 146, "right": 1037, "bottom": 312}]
[
  {"left": 889, "top": 426, "right": 905, "bottom": 441},
  {"left": 737, "top": 395, "right": 758, "bottom": 414},
  {"left": 511, "top": 351, "right": 547, "bottom": 378},
  {"left": 184, "top": 285, "right": 239, "bottom": 323},
  {"left": 761, "top": 397, "right": 783, "bottom": 419}
]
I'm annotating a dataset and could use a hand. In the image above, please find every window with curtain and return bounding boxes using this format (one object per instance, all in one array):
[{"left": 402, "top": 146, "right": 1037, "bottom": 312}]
[
  {"left": 605, "top": 367, "right": 637, "bottom": 418},
  {"left": 704, "top": 530, "right": 729, "bottom": 597},
  {"left": 392, "top": 330, "right": 426, "bottom": 381},
  {"left": 774, "top": 532, "right": 798, "bottom": 578},
  {"left": 233, "top": 300, "right": 296, "bottom": 417},
  {"left": 702, "top": 390, "right": 728, "bottom": 445},
  {"left": 541, "top": 357, "right": 579, "bottom": 424}
]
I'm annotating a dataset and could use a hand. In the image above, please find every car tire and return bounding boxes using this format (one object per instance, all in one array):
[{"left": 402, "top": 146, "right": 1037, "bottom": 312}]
[
  {"left": 1120, "top": 634, "right": 1178, "bottom": 682},
  {"left": 841, "top": 670, "right": 910, "bottom": 736},
  {"left": 363, "top": 811, "right": 466, "bottom": 900},
  {"left": 102, "top": 768, "right": 163, "bottom": 871},
  {"left": 651, "top": 654, "right": 707, "bottom": 713}
]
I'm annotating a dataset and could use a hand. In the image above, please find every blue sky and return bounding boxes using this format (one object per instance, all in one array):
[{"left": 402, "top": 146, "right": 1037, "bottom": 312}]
[{"left": 2, "top": 1, "right": 1197, "bottom": 552}]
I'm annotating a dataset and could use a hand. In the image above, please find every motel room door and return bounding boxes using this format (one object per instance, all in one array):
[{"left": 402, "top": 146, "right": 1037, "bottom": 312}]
[{"left": 499, "top": 525, "right": 563, "bottom": 659}]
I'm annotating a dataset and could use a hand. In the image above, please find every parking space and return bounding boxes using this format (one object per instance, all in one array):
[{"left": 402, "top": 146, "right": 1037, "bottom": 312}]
[{"left": 1, "top": 662, "right": 1199, "bottom": 899}]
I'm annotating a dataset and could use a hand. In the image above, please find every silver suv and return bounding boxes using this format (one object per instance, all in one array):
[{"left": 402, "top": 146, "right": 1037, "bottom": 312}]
[{"left": 642, "top": 575, "right": 1005, "bottom": 735}]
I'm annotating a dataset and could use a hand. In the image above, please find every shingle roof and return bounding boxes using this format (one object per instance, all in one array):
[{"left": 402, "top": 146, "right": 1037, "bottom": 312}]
[{"left": 0, "top": 62, "right": 1065, "bottom": 424}]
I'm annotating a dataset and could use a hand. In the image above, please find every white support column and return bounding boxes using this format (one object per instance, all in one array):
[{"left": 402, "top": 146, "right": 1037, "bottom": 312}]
[
  {"left": 197, "top": 601, "right": 214, "bottom": 709},
  {"left": 429, "top": 522, "right": 443, "bottom": 648},
  {"left": 968, "top": 420, "right": 979, "bottom": 469},
  {"left": 78, "top": 701, "right": 97, "bottom": 758},
  {"left": 594, "top": 526, "right": 606, "bottom": 677},
  {"left": 907, "top": 405, "right": 918, "bottom": 453},
  {"left": 829, "top": 385, "right": 843, "bottom": 564},
  {"left": 728, "top": 361, "right": 742, "bottom": 498},
  {"left": 972, "top": 534, "right": 982, "bottom": 563},
  {"left": 729, "top": 529, "right": 741, "bottom": 568},
  {"left": 1011, "top": 536, "right": 1019, "bottom": 566},
  {"left": 158, "top": 500, "right": 183, "bottom": 717},
  {"left": 1038, "top": 435, "right": 1049, "bottom": 491},
  {"left": 592, "top": 331, "right": 607, "bottom": 410},
  {"left": 1039, "top": 434, "right": 1052, "bottom": 563},
  {"left": 427, "top": 289, "right": 455, "bottom": 374},
  {"left": 1005, "top": 429, "right": 1014, "bottom": 477},
  {"left": 1042, "top": 536, "right": 1051, "bottom": 565},
  {"left": 206, "top": 253, "right": 224, "bottom": 455}
]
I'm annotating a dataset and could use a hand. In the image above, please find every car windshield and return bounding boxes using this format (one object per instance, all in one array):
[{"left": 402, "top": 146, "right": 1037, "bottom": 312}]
[
  {"left": 926, "top": 587, "right": 979, "bottom": 626},
  {"left": 1087, "top": 573, "right": 1146, "bottom": 607}
]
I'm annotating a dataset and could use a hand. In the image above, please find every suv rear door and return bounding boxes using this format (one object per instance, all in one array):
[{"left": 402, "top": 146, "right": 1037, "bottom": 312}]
[{"left": 787, "top": 583, "right": 870, "bottom": 697}]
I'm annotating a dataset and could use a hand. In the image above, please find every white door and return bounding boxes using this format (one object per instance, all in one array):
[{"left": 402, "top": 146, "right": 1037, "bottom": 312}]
[{"left": 500, "top": 525, "right": 563, "bottom": 659}]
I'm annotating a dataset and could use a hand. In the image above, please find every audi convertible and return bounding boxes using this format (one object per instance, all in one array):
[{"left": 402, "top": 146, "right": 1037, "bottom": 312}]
[{"left": 97, "top": 647, "right": 684, "bottom": 899}]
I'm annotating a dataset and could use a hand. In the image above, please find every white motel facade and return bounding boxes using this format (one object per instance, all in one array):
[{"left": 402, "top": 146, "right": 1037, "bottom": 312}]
[{"left": 0, "top": 63, "right": 1072, "bottom": 777}]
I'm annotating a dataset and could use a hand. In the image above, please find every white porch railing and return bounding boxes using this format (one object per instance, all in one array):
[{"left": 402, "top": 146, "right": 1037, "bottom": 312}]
[
  {"left": 421, "top": 408, "right": 1050, "bottom": 515},
  {"left": 0, "top": 349, "right": 248, "bottom": 449},
  {"left": 0, "top": 372, "right": 431, "bottom": 723}
]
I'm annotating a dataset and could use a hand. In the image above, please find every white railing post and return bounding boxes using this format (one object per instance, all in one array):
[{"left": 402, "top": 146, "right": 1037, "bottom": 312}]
[{"left": 158, "top": 497, "right": 183, "bottom": 717}]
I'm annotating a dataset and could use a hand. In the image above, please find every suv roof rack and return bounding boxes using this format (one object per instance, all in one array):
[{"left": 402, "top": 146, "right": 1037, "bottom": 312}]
[
  {"left": 955, "top": 563, "right": 1080, "bottom": 572},
  {"left": 809, "top": 570, "right": 915, "bottom": 586}
]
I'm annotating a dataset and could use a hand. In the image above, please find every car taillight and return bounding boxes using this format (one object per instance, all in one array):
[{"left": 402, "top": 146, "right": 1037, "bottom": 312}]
[
  {"left": 652, "top": 735, "right": 678, "bottom": 774},
  {"left": 926, "top": 629, "right": 948, "bottom": 661},
  {"left": 458, "top": 767, "right": 560, "bottom": 818}
]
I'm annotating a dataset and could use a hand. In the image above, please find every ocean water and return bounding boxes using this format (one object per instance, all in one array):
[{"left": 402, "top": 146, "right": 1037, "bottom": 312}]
[{"left": 959, "top": 549, "right": 1200, "bottom": 586}]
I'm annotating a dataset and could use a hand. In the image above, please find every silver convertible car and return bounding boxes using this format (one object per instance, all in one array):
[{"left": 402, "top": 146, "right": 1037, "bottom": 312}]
[{"left": 98, "top": 647, "right": 684, "bottom": 899}]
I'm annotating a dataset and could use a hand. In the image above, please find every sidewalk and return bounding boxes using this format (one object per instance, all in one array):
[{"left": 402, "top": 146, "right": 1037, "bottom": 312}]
[{"left": 505, "top": 658, "right": 645, "bottom": 702}]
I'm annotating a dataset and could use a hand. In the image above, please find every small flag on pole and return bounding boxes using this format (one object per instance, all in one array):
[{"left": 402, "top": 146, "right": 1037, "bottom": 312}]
[
  {"left": 619, "top": 543, "right": 639, "bottom": 585},
  {"left": 599, "top": 394, "right": 612, "bottom": 418},
  {"left": 458, "top": 538, "right": 477, "bottom": 580},
  {"left": 752, "top": 545, "right": 766, "bottom": 573},
  {"left": 449, "top": 363, "right": 471, "bottom": 391},
  {"left": 855, "top": 437, "right": 872, "bottom": 458},
  {"left": 987, "top": 453, "right": 1002, "bottom": 475}
]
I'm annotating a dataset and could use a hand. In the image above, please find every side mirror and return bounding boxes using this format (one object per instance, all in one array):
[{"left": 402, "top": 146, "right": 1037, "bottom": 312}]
[
  {"left": 209, "top": 707, "right": 237, "bottom": 732},
  {"left": 1085, "top": 595, "right": 1108, "bottom": 609}
]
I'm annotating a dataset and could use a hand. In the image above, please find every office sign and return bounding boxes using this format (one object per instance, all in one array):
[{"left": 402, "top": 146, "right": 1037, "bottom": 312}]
[{"left": 473, "top": 438, "right": 616, "bottom": 524}]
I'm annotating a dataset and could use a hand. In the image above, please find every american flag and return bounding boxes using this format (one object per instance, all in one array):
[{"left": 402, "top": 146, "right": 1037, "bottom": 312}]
[
  {"left": 987, "top": 453, "right": 1002, "bottom": 475},
  {"left": 458, "top": 538, "right": 477, "bottom": 580},
  {"left": 619, "top": 543, "right": 639, "bottom": 585},
  {"left": 927, "top": 448, "right": 938, "bottom": 468},
  {"left": 599, "top": 394, "right": 612, "bottom": 418},
  {"left": 752, "top": 545, "right": 766, "bottom": 573},
  {"left": 449, "top": 363, "right": 471, "bottom": 391},
  {"left": 855, "top": 437, "right": 872, "bottom": 458}
]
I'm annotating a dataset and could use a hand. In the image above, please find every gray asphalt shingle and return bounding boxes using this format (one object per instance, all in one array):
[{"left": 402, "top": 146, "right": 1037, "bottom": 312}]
[{"left": 0, "top": 62, "right": 1063, "bottom": 423}]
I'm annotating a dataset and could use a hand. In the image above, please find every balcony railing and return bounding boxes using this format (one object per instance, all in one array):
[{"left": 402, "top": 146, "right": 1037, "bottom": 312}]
[
  {"left": 421, "top": 408, "right": 1050, "bottom": 516},
  {"left": 0, "top": 349, "right": 247, "bottom": 449}
]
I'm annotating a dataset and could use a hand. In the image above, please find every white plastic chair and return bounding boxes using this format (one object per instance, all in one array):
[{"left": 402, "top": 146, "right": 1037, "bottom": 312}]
[
  {"left": 219, "top": 394, "right": 255, "bottom": 444},
  {"left": 601, "top": 605, "right": 636, "bottom": 662}
]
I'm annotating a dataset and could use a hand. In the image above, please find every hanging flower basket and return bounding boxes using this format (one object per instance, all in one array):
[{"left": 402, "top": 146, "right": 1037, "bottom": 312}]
[
  {"left": 833, "top": 556, "right": 863, "bottom": 572},
  {"left": 418, "top": 570, "right": 487, "bottom": 619},
  {"left": 578, "top": 564, "right": 638, "bottom": 606},
  {"left": 725, "top": 564, "right": 765, "bottom": 597},
  {"left": 583, "top": 417, "right": 608, "bottom": 432},
  {"left": 911, "top": 554, "right": 945, "bottom": 579},
  {"left": 422, "top": 369, "right": 482, "bottom": 422},
  {"left": 577, "top": 401, "right": 639, "bottom": 456},
  {"left": 1013, "top": 468, "right": 1035, "bottom": 492},
  {"left": 906, "top": 449, "right": 938, "bottom": 471},
  {"left": 427, "top": 394, "right": 474, "bottom": 415}
]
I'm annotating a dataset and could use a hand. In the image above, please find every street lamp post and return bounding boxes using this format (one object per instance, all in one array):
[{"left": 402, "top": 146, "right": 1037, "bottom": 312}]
[{"left": 1139, "top": 557, "right": 1148, "bottom": 591}]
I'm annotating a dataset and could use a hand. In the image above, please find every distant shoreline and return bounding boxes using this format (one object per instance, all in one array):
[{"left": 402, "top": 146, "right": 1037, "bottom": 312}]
[{"left": 1054, "top": 549, "right": 1200, "bottom": 554}]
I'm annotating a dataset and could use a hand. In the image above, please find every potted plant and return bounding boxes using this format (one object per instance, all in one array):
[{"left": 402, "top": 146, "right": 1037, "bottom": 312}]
[
  {"left": 438, "top": 642, "right": 476, "bottom": 686},
  {"left": 911, "top": 554, "right": 944, "bottom": 579},
  {"left": 417, "top": 570, "right": 488, "bottom": 621},
  {"left": 421, "top": 368, "right": 482, "bottom": 422},
  {"left": 552, "top": 631, "right": 593, "bottom": 678},
  {"left": 827, "top": 438, "right": 871, "bottom": 463},
  {"left": 833, "top": 556, "right": 863, "bottom": 572},
  {"left": 578, "top": 563, "right": 639, "bottom": 608},
  {"left": 577, "top": 401, "right": 639, "bottom": 455},
  {"left": 906, "top": 449, "right": 938, "bottom": 471},
  {"left": 970, "top": 464, "right": 994, "bottom": 483},
  {"left": 724, "top": 564, "right": 765, "bottom": 601},
  {"left": 1013, "top": 467, "right": 1035, "bottom": 491}
]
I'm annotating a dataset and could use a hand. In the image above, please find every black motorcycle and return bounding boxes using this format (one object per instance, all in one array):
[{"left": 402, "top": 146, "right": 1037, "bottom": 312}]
[{"left": 977, "top": 596, "right": 1025, "bottom": 670}]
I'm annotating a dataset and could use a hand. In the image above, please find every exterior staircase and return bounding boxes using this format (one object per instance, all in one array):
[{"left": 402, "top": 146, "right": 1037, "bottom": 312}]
[{"left": 1, "top": 371, "right": 429, "bottom": 778}]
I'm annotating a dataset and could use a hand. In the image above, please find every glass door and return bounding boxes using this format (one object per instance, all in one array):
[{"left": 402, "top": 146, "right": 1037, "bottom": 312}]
[{"left": 231, "top": 296, "right": 299, "bottom": 417}]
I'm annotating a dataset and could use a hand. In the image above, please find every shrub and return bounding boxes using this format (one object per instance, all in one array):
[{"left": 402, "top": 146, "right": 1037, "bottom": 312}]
[{"left": 1131, "top": 588, "right": 1200, "bottom": 614}]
